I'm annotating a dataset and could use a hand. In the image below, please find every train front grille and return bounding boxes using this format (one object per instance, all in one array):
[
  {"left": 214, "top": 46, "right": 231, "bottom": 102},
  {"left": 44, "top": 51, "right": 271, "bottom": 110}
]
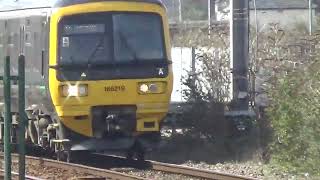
[{"left": 91, "top": 106, "right": 136, "bottom": 138}]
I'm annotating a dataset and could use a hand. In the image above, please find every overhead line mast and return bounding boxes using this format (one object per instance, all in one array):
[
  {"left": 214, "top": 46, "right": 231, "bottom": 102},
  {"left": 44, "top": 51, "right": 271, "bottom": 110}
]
[{"left": 230, "top": 0, "right": 249, "bottom": 111}]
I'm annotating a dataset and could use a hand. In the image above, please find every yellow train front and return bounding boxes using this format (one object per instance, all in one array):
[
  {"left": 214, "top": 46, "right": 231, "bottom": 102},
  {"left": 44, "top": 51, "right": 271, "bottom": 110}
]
[{"left": 49, "top": 0, "right": 173, "bottom": 158}]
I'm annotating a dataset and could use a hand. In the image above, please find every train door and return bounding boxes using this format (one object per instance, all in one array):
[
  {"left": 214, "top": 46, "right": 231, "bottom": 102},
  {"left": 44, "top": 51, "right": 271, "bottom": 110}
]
[
  {"left": 40, "top": 14, "right": 49, "bottom": 80},
  {"left": 24, "top": 15, "right": 48, "bottom": 105},
  {"left": 0, "top": 20, "right": 5, "bottom": 61},
  {"left": 0, "top": 19, "right": 6, "bottom": 142},
  {"left": 5, "top": 19, "right": 21, "bottom": 117},
  {"left": 6, "top": 19, "right": 20, "bottom": 74},
  {"left": 39, "top": 14, "right": 53, "bottom": 114}
]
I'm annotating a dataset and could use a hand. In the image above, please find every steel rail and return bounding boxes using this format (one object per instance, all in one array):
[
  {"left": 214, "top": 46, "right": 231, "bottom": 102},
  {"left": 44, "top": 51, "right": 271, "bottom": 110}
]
[
  {"left": 149, "top": 160, "right": 258, "bottom": 180},
  {"left": 0, "top": 153, "right": 147, "bottom": 180},
  {"left": 92, "top": 153, "right": 259, "bottom": 180},
  {"left": 0, "top": 169, "right": 44, "bottom": 180}
]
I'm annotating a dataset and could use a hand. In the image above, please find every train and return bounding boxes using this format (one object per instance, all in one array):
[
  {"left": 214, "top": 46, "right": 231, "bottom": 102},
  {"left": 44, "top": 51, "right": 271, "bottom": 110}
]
[{"left": 0, "top": 0, "right": 173, "bottom": 161}]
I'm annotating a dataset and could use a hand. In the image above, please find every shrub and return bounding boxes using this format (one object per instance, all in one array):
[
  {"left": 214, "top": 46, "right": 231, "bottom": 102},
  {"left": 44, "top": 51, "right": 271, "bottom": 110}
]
[
  {"left": 172, "top": 20, "right": 320, "bottom": 176},
  {"left": 267, "top": 60, "right": 320, "bottom": 176}
]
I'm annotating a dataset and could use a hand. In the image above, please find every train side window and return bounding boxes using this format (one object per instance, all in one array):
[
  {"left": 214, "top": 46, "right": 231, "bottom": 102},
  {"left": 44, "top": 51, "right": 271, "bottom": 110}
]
[
  {"left": 25, "top": 32, "right": 31, "bottom": 46},
  {"left": 14, "top": 33, "right": 19, "bottom": 47},
  {"left": 0, "top": 34, "right": 3, "bottom": 46},
  {"left": 7, "top": 33, "right": 14, "bottom": 47},
  {"left": 26, "top": 19, "right": 31, "bottom": 27}
]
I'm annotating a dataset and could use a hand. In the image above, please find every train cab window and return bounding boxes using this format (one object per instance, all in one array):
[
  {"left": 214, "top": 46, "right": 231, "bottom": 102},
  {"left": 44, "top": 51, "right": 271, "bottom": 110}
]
[
  {"left": 58, "top": 12, "right": 165, "bottom": 67},
  {"left": 113, "top": 14, "right": 165, "bottom": 62},
  {"left": 59, "top": 16, "right": 113, "bottom": 66},
  {"left": 57, "top": 12, "right": 167, "bottom": 81}
]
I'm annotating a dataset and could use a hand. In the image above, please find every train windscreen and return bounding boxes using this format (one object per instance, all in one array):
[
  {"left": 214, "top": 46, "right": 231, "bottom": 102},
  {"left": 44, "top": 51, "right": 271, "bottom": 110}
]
[
  {"left": 58, "top": 12, "right": 165, "bottom": 66},
  {"left": 56, "top": 12, "right": 168, "bottom": 81}
]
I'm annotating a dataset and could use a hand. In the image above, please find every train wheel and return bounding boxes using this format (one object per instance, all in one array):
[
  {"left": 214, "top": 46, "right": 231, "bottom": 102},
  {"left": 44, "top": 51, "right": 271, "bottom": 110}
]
[
  {"left": 57, "top": 150, "right": 63, "bottom": 161},
  {"left": 28, "top": 120, "right": 38, "bottom": 144},
  {"left": 0, "top": 144, "right": 3, "bottom": 152},
  {"left": 136, "top": 150, "right": 145, "bottom": 162},
  {"left": 126, "top": 142, "right": 145, "bottom": 161},
  {"left": 57, "top": 150, "right": 70, "bottom": 162},
  {"left": 66, "top": 151, "right": 71, "bottom": 162},
  {"left": 126, "top": 148, "right": 134, "bottom": 160}
]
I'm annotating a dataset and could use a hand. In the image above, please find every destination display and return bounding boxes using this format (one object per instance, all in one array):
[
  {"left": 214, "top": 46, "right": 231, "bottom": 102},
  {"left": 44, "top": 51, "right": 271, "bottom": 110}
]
[{"left": 63, "top": 24, "right": 105, "bottom": 35}]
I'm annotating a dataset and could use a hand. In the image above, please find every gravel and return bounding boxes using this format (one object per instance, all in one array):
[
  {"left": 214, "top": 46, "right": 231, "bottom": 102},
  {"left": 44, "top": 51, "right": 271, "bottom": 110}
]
[
  {"left": 23, "top": 165, "right": 93, "bottom": 180},
  {"left": 3, "top": 159, "right": 313, "bottom": 180},
  {"left": 181, "top": 161, "right": 318, "bottom": 180},
  {"left": 112, "top": 167, "right": 203, "bottom": 180},
  {"left": 1, "top": 160, "right": 100, "bottom": 180},
  {"left": 182, "top": 161, "right": 264, "bottom": 179}
]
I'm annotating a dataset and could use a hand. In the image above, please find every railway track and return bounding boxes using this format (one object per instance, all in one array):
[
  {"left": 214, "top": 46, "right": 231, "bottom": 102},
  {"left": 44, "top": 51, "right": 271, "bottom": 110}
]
[
  {"left": 1, "top": 169, "right": 43, "bottom": 180},
  {"left": 0, "top": 153, "right": 146, "bottom": 180},
  {"left": 0, "top": 152, "right": 258, "bottom": 179},
  {"left": 83, "top": 153, "right": 259, "bottom": 180},
  {"left": 148, "top": 160, "right": 256, "bottom": 180}
]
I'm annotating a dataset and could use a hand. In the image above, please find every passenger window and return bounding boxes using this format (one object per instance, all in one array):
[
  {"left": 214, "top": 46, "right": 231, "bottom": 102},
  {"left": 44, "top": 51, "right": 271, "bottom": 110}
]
[
  {"left": 25, "top": 32, "right": 31, "bottom": 46},
  {"left": 26, "top": 19, "right": 31, "bottom": 27},
  {"left": 7, "top": 34, "right": 13, "bottom": 46},
  {"left": 0, "top": 34, "right": 3, "bottom": 46}
]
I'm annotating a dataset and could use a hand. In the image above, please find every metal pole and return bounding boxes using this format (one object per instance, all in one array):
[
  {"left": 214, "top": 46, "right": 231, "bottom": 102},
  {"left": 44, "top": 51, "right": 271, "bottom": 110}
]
[
  {"left": 191, "top": 47, "right": 196, "bottom": 87},
  {"left": 252, "top": 0, "right": 258, "bottom": 109},
  {"left": 4, "top": 56, "right": 12, "bottom": 180},
  {"left": 229, "top": 0, "right": 234, "bottom": 101},
  {"left": 178, "top": 0, "right": 182, "bottom": 23},
  {"left": 230, "top": 0, "right": 249, "bottom": 111},
  {"left": 18, "top": 55, "right": 26, "bottom": 180},
  {"left": 309, "top": 0, "right": 313, "bottom": 35},
  {"left": 208, "top": 0, "right": 211, "bottom": 35}
]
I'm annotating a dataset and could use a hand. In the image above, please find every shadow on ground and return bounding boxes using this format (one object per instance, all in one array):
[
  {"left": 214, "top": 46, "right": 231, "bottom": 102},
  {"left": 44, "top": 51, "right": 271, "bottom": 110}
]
[{"left": 145, "top": 128, "right": 265, "bottom": 165}]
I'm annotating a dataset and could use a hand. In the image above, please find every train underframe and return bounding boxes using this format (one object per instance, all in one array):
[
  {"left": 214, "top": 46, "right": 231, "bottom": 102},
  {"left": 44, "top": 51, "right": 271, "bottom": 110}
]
[{"left": 0, "top": 105, "right": 163, "bottom": 162}]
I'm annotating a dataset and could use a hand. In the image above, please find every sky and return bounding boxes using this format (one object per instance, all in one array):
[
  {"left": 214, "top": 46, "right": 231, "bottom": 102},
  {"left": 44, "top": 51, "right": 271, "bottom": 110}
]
[{"left": 0, "top": 0, "right": 54, "bottom": 10}]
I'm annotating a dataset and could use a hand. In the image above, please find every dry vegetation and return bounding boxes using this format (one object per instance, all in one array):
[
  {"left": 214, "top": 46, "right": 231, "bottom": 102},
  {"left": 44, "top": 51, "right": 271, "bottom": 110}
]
[{"left": 169, "top": 22, "right": 320, "bottom": 178}]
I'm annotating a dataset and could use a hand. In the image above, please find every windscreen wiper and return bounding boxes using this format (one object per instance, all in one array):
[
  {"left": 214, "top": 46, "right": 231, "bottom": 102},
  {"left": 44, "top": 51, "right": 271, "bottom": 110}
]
[
  {"left": 85, "top": 37, "right": 105, "bottom": 68},
  {"left": 118, "top": 31, "right": 139, "bottom": 63},
  {"left": 49, "top": 56, "right": 87, "bottom": 70},
  {"left": 49, "top": 64, "right": 87, "bottom": 70}
]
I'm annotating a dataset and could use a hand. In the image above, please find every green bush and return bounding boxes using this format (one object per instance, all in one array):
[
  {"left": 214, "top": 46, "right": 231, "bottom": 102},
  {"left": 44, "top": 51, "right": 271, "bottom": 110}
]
[{"left": 267, "top": 60, "right": 320, "bottom": 176}]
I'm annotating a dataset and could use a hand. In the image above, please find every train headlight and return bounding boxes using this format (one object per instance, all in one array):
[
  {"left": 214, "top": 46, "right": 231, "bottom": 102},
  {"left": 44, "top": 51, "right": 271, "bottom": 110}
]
[
  {"left": 139, "top": 84, "right": 149, "bottom": 93},
  {"left": 62, "top": 84, "right": 88, "bottom": 97},
  {"left": 68, "top": 86, "right": 78, "bottom": 96},
  {"left": 138, "top": 82, "right": 166, "bottom": 94},
  {"left": 148, "top": 84, "right": 158, "bottom": 92}
]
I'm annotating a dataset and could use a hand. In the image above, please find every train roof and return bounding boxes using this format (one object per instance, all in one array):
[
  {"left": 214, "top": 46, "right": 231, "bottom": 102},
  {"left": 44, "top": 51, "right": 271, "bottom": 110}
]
[
  {"left": 0, "top": 0, "right": 164, "bottom": 12},
  {"left": 54, "top": 0, "right": 163, "bottom": 7}
]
